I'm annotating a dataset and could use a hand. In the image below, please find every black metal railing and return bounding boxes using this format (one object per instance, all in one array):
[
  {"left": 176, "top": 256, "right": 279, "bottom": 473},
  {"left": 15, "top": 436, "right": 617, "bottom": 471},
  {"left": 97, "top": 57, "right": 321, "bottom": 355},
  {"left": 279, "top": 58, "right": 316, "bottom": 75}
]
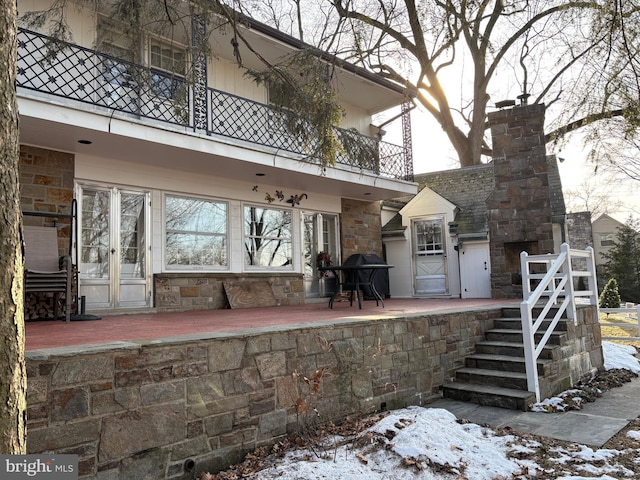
[{"left": 17, "top": 28, "right": 410, "bottom": 180}]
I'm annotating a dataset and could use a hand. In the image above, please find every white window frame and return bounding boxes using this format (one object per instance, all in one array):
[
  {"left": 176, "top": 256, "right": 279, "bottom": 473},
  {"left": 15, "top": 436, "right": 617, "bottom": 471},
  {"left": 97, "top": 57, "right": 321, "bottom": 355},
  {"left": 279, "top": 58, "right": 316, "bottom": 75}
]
[
  {"left": 243, "top": 204, "right": 294, "bottom": 271},
  {"left": 163, "top": 193, "right": 229, "bottom": 271},
  {"left": 600, "top": 233, "right": 615, "bottom": 247},
  {"left": 149, "top": 37, "right": 187, "bottom": 99},
  {"left": 414, "top": 217, "right": 445, "bottom": 256}
]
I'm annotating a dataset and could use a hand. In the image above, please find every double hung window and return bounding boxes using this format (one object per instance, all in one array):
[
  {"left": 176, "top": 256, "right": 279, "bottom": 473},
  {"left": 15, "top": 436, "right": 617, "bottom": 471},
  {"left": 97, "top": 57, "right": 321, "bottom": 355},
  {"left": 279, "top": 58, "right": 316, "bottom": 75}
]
[
  {"left": 244, "top": 206, "right": 293, "bottom": 268},
  {"left": 149, "top": 39, "right": 186, "bottom": 99},
  {"left": 165, "top": 195, "right": 228, "bottom": 269}
]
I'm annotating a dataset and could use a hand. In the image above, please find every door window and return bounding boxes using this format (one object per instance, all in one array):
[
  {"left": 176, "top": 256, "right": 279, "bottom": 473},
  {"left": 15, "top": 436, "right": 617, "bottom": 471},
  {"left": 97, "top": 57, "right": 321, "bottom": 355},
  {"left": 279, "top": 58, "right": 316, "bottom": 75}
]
[{"left": 80, "top": 189, "right": 111, "bottom": 279}]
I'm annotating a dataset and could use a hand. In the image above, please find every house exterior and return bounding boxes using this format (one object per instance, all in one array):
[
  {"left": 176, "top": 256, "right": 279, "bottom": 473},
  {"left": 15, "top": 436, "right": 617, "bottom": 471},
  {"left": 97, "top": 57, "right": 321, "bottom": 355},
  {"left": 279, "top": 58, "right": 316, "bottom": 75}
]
[
  {"left": 591, "top": 213, "right": 626, "bottom": 290},
  {"left": 17, "top": 2, "right": 417, "bottom": 317},
  {"left": 383, "top": 103, "right": 569, "bottom": 299},
  {"left": 592, "top": 214, "right": 625, "bottom": 266}
]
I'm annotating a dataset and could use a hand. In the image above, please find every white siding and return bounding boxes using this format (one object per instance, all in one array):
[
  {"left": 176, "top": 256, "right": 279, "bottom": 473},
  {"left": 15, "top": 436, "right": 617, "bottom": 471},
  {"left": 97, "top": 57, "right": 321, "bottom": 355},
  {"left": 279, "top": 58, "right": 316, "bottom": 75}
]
[{"left": 76, "top": 154, "right": 341, "bottom": 276}]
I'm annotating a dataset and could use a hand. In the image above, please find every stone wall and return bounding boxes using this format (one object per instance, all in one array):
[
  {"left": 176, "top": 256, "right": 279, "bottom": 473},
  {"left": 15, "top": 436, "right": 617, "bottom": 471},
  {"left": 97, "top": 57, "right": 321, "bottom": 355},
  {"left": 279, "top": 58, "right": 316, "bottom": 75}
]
[
  {"left": 566, "top": 212, "right": 594, "bottom": 251},
  {"left": 533, "top": 306, "right": 603, "bottom": 400},
  {"left": 20, "top": 145, "right": 75, "bottom": 242},
  {"left": 26, "top": 307, "right": 504, "bottom": 479},
  {"left": 340, "top": 199, "right": 383, "bottom": 259},
  {"left": 154, "top": 273, "right": 305, "bottom": 311}
]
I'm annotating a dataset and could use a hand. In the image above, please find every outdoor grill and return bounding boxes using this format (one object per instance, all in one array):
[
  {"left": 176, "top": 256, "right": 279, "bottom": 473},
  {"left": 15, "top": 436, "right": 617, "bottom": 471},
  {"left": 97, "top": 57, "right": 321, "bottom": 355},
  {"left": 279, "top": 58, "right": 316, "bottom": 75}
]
[{"left": 342, "top": 253, "right": 390, "bottom": 299}]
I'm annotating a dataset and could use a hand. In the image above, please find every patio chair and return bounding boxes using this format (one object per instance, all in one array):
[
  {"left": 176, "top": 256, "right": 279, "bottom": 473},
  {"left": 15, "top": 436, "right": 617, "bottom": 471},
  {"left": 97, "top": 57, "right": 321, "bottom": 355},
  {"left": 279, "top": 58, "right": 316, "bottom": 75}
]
[{"left": 24, "top": 225, "right": 73, "bottom": 322}]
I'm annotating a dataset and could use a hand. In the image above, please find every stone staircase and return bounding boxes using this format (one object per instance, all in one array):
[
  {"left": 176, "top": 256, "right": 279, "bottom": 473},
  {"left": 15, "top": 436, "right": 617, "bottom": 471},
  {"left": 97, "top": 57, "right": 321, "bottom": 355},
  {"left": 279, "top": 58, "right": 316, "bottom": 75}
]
[{"left": 442, "top": 306, "right": 568, "bottom": 411}]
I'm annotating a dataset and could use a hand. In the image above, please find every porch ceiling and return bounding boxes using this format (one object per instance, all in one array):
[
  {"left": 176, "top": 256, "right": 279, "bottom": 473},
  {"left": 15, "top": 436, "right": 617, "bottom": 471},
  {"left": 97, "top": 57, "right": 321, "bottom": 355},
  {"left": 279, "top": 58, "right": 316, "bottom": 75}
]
[{"left": 18, "top": 102, "right": 417, "bottom": 201}]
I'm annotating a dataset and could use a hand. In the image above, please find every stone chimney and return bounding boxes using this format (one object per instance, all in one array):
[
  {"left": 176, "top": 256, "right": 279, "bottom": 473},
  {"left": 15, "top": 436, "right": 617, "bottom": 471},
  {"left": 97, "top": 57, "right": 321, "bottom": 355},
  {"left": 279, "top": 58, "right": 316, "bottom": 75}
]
[{"left": 486, "top": 103, "right": 554, "bottom": 298}]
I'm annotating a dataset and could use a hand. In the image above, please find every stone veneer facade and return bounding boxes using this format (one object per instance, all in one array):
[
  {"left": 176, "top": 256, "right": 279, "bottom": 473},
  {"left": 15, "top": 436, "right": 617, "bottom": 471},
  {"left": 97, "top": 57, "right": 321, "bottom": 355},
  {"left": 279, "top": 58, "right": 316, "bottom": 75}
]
[
  {"left": 340, "top": 198, "right": 383, "bottom": 259},
  {"left": 486, "top": 104, "right": 555, "bottom": 299},
  {"left": 20, "top": 145, "right": 75, "bottom": 239},
  {"left": 25, "top": 305, "right": 601, "bottom": 479},
  {"left": 154, "top": 273, "right": 305, "bottom": 311}
]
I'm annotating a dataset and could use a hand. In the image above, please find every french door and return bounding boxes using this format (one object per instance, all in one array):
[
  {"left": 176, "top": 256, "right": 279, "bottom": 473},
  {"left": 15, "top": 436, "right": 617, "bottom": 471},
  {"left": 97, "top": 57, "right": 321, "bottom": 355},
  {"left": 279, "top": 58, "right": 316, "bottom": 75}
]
[
  {"left": 77, "top": 185, "right": 151, "bottom": 310},
  {"left": 302, "top": 212, "right": 339, "bottom": 298}
]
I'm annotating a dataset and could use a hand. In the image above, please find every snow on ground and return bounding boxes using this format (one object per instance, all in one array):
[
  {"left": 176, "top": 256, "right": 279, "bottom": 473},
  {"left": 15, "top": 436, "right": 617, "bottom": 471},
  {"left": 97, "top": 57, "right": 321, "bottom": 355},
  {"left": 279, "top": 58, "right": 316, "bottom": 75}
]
[
  {"left": 603, "top": 342, "right": 640, "bottom": 373},
  {"left": 531, "top": 341, "right": 640, "bottom": 413},
  {"left": 209, "top": 341, "right": 640, "bottom": 480}
]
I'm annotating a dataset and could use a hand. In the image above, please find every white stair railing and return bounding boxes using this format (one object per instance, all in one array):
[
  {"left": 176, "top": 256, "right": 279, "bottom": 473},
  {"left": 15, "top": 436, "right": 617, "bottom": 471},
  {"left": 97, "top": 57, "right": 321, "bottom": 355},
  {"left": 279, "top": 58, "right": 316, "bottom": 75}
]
[{"left": 520, "top": 243, "right": 599, "bottom": 402}]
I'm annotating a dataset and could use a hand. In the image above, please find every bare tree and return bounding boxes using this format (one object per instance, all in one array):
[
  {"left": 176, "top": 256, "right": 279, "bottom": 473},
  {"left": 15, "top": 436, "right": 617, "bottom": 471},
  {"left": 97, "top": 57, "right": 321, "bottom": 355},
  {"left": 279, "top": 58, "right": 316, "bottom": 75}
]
[
  {"left": 294, "top": 0, "right": 640, "bottom": 169},
  {"left": 563, "top": 176, "right": 624, "bottom": 218},
  {"left": 20, "top": 1, "right": 640, "bottom": 171},
  {"left": 0, "top": 0, "right": 27, "bottom": 454}
]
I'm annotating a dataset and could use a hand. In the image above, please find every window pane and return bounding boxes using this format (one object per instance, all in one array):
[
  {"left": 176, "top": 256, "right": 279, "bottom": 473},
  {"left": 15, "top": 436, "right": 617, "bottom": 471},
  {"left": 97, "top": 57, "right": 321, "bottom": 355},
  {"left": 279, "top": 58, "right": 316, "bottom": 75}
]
[
  {"left": 165, "top": 195, "right": 227, "bottom": 268},
  {"left": 415, "top": 220, "right": 443, "bottom": 253},
  {"left": 244, "top": 206, "right": 293, "bottom": 267}
]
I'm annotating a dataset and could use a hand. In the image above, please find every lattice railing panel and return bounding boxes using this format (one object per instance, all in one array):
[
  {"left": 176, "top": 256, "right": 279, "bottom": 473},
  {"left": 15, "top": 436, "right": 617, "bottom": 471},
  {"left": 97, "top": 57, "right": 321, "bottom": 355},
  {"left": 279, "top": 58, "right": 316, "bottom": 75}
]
[
  {"left": 17, "top": 28, "right": 410, "bottom": 180},
  {"left": 18, "top": 29, "right": 189, "bottom": 126}
]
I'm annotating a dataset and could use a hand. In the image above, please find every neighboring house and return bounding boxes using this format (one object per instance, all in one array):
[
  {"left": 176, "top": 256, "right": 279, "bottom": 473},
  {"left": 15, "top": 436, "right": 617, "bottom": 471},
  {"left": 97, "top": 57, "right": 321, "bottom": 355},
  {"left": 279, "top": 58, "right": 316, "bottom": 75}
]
[
  {"left": 592, "top": 213, "right": 626, "bottom": 267},
  {"left": 591, "top": 213, "right": 626, "bottom": 289},
  {"left": 17, "top": 3, "right": 416, "bottom": 317},
  {"left": 384, "top": 103, "right": 570, "bottom": 299}
]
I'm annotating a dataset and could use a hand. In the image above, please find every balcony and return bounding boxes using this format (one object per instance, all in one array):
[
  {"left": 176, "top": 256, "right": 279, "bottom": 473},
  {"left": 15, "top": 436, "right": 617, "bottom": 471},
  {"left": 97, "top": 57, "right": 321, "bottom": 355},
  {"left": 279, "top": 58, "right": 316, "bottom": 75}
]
[{"left": 17, "top": 29, "right": 412, "bottom": 181}]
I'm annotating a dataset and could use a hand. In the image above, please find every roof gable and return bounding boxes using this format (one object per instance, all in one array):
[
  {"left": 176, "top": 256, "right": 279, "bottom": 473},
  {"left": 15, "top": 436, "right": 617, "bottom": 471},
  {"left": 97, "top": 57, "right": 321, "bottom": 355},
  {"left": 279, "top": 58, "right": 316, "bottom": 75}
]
[{"left": 400, "top": 185, "right": 457, "bottom": 219}]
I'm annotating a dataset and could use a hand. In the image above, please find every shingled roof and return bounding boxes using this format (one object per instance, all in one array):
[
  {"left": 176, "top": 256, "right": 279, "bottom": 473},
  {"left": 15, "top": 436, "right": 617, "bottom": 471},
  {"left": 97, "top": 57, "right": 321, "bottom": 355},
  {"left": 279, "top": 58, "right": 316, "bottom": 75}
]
[
  {"left": 413, "top": 164, "right": 495, "bottom": 235},
  {"left": 382, "top": 156, "right": 565, "bottom": 237}
]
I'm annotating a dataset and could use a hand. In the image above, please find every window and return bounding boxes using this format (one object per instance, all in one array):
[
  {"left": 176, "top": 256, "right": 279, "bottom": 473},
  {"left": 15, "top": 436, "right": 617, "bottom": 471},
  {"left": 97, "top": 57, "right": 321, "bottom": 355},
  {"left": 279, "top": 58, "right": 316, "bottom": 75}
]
[
  {"left": 150, "top": 40, "right": 185, "bottom": 74},
  {"left": 600, "top": 234, "right": 615, "bottom": 247},
  {"left": 415, "top": 219, "right": 443, "bottom": 254},
  {"left": 165, "top": 195, "right": 228, "bottom": 268},
  {"left": 244, "top": 206, "right": 292, "bottom": 268},
  {"left": 150, "top": 39, "right": 186, "bottom": 99},
  {"left": 97, "top": 19, "right": 136, "bottom": 96}
]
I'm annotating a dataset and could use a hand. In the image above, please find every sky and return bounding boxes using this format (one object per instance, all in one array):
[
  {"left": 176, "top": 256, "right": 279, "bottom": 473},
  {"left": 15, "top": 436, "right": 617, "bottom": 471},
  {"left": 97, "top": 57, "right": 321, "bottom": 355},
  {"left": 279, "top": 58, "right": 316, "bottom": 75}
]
[{"left": 209, "top": 341, "right": 640, "bottom": 480}]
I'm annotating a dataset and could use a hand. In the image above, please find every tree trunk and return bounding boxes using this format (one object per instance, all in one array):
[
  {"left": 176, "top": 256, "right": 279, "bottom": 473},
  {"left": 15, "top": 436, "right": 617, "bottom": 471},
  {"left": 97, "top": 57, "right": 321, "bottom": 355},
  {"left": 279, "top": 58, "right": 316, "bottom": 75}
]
[{"left": 0, "top": 0, "right": 26, "bottom": 455}]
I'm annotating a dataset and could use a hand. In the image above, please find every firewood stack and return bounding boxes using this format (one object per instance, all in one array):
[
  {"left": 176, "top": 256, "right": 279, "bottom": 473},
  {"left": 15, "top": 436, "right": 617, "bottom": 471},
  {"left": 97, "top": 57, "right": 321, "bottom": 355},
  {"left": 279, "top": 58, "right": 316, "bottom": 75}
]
[{"left": 24, "top": 265, "right": 78, "bottom": 321}]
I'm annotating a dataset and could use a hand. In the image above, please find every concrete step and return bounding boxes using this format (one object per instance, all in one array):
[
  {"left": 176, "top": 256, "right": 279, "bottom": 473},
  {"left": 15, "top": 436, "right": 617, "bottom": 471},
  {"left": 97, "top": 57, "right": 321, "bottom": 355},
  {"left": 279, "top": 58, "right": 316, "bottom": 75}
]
[
  {"left": 502, "top": 306, "right": 568, "bottom": 319},
  {"left": 454, "top": 367, "right": 529, "bottom": 390},
  {"left": 465, "top": 353, "right": 552, "bottom": 375},
  {"left": 485, "top": 328, "right": 567, "bottom": 345},
  {"left": 475, "top": 340, "right": 560, "bottom": 360},
  {"left": 441, "top": 306, "right": 570, "bottom": 411},
  {"left": 442, "top": 381, "right": 536, "bottom": 411},
  {"left": 493, "top": 317, "right": 568, "bottom": 331}
]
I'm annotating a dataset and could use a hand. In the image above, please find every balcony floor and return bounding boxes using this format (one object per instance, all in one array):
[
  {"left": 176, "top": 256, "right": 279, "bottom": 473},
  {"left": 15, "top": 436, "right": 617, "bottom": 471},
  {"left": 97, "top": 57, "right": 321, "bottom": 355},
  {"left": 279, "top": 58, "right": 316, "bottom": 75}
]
[{"left": 25, "top": 298, "right": 517, "bottom": 351}]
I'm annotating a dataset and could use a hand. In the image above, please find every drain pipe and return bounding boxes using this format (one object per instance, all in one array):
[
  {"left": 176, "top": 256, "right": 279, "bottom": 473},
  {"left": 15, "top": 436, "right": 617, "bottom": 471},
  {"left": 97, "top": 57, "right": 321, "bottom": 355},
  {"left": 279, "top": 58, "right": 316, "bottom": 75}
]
[{"left": 184, "top": 458, "right": 196, "bottom": 478}]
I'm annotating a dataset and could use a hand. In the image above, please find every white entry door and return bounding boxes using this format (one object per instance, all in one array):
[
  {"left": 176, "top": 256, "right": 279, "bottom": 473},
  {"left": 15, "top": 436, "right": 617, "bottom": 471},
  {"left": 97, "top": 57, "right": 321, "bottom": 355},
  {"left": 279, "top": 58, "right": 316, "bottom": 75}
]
[
  {"left": 459, "top": 242, "right": 491, "bottom": 298},
  {"left": 78, "top": 185, "right": 151, "bottom": 310},
  {"left": 412, "top": 218, "right": 447, "bottom": 295}
]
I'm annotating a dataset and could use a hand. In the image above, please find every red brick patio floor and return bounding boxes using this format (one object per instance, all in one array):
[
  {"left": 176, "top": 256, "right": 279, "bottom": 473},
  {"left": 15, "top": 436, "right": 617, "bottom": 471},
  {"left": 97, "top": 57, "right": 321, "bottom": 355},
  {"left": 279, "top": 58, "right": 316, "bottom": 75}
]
[{"left": 24, "top": 297, "right": 517, "bottom": 351}]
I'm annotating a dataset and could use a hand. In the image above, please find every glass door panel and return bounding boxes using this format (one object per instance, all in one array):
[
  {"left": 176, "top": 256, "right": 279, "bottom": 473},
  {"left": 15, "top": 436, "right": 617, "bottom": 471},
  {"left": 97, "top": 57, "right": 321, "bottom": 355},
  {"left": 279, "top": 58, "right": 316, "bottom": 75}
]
[
  {"left": 302, "top": 213, "right": 338, "bottom": 298},
  {"left": 118, "top": 191, "right": 149, "bottom": 307},
  {"left": 78, "top": 185, "right": 150, "bottom": 310}
]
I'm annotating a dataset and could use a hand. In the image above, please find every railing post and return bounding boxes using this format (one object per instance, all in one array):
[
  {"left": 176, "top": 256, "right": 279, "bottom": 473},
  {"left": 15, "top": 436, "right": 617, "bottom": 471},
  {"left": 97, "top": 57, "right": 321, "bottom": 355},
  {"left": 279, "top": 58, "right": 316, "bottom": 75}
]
[
  {"left": 521, "top": 250, "right": 530, "bottom": 301},
  {"left": 560, "top": 243, "right": 576, "bottom": 323},
  {"left": 585, "top": 246, "right": 599, "bottom": 309},
  {"left": 520, "top": 300, "right": 540, "bottom": 402},
  {"left": 191, "top": 15, "right": 209, "bottom": 132}
]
